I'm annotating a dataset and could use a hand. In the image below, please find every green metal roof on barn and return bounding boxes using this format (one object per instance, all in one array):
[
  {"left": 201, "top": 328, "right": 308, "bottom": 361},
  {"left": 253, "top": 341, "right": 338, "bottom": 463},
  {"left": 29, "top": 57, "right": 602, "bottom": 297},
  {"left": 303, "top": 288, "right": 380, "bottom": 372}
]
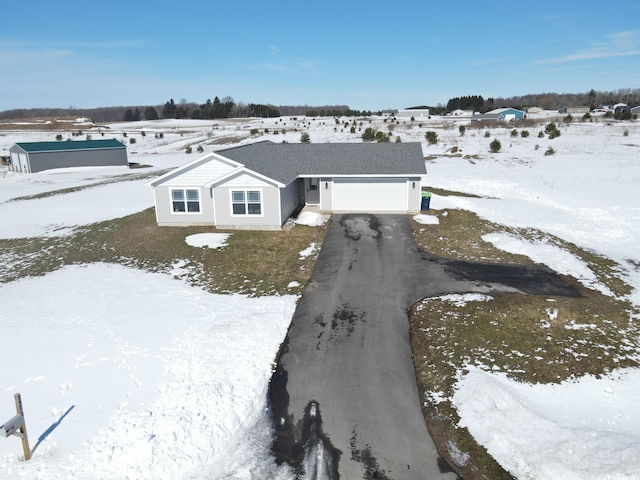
[
  {"left": 9, "top": 139, "right": 129, "bottom": 173},
  {"left": 14, "top": 139, "right": 126, "bottom": 153}
]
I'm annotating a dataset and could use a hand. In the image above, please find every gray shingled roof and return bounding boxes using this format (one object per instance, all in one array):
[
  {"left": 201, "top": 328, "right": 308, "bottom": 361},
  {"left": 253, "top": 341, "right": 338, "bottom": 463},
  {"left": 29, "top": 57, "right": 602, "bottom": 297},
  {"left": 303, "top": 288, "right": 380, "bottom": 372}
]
[{"left": 217, "top": 141, "right": 426, "bottom": 184}]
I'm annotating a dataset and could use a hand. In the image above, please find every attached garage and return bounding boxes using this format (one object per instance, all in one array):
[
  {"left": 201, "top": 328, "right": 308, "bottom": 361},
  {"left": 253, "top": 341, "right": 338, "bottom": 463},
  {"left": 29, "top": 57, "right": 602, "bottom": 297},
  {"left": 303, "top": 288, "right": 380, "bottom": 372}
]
[{"left": 333, "top": 178, "right": 409, "bottom": 212}]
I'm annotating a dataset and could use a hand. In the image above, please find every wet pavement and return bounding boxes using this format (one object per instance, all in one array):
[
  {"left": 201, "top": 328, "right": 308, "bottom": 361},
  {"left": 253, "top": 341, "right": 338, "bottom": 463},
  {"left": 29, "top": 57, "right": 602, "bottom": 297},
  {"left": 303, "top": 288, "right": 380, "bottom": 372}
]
[{"left": 269, "top": 214, "right": 578, "bottom": 479}]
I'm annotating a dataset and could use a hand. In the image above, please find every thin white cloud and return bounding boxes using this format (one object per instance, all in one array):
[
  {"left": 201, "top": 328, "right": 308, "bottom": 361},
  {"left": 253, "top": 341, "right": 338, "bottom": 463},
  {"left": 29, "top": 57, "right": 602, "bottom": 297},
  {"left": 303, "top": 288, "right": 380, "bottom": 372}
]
[
  {"left": 245, "top": 58, "right": 317, "bottom": 74},
  {"left": 298, "top": 59, "right": 317, "bottom": 70},
  {"left": 535, "top": 30, "right": 640, "bottom": 64},
  {"left": 0, "top": 47, "right": 73, "bottom": 63},
  {"left": 0, "top": 39, "right": 143, "bottom": 55},
  {"left": 0, "top": 39, "right": 146, "bottom": 67},
  {"left": 270, "top": 45, "right": 282, "bottom": 57},
  {"left": 471, "top": 58, "right": 507, "bottom": 67},
  {"left": 611, "top": 30, "right": 640, "bottom": 51}
]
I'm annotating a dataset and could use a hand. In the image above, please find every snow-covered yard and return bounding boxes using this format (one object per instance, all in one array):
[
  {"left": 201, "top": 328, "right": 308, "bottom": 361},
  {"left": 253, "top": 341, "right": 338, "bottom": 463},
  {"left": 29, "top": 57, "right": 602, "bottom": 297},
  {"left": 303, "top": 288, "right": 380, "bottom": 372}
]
[{"left": 1, "top": 115, "right": 639, "bottom": 479}]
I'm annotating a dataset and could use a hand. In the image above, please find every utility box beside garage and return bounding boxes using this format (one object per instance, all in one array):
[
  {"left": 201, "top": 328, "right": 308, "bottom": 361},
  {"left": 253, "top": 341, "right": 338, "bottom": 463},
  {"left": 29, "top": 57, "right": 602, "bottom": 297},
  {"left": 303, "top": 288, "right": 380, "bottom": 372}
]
[{"left": 9, "top": 139, "right": 128, "bottom": 173}]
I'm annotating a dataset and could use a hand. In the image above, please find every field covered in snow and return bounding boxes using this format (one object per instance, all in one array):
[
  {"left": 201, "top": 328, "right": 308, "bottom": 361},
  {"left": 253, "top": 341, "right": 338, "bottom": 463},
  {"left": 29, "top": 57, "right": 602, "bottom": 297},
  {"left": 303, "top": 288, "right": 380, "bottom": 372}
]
[{"left": 1, "top": 113, "right": 639, "bottom": 479}]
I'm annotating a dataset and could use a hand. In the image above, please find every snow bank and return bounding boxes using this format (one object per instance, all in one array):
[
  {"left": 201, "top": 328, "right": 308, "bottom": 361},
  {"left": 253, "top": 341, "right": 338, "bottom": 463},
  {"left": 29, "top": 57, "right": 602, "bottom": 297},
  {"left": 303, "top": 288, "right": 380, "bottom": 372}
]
[
  {"left": 413, "top": 213, "right": 440, "bottom": 225},
  {"left": 299, "top": 242, "right": 317, "bottom": 259},
  {"left": 185, "top": 232, "right": 231, "bottom": 249},
  {"left": 453, "top": 366, "right": 640, "bottom": 480},
  {"left": 295, "top": 211, "right": 327, "bottom": 226},
  {"left": 0, "top": 263, "right": 296, "bottom": 479},
  {"left": 437, "top": 293, "right": 493, "bottom": 307}
]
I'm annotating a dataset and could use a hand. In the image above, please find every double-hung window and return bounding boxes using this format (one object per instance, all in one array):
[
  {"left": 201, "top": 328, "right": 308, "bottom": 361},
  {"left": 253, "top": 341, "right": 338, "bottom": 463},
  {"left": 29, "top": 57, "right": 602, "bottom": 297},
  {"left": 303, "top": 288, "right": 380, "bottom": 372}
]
[
  {"left": 231, "top": 190, "right": 262, "bottom": 215},
  {"left": 171, "top": 188, "right": 201, "bottom": 213}
]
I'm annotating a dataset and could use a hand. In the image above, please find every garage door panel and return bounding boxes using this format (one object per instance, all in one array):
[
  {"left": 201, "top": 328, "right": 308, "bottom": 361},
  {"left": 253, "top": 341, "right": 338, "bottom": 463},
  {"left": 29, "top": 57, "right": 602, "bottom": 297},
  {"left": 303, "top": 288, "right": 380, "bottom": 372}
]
[{"left": 333, "top": 178, "right": 407, "bottom": 212}]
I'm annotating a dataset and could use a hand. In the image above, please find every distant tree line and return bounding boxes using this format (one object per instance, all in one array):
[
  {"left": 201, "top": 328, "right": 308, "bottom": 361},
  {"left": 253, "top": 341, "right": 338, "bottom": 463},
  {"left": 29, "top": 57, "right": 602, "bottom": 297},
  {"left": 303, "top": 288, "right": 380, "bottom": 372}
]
[
  {"left": 441, "top": 89, "right": 640, "bottom": 113},
  {"left": 446, "top": 95, "right": 488, "bottom": 112},
  {"left": 0, "top": 99, "right": 374, "bottom": 122},
  {"left": 3, "top": 88, "right": 639, "bottom": 122},
  {"left": 490, "top": 89, "right": 640, "bottom": 110},
  {"left": 305, "top": 107, "right": 372, "bottom": 117},
  {"left": 406, "top": 89, "right": 640, "bottom": 115},
  {"left": 248, "top": 103, "right": 282, "bottom": 118},
  {"left": 405, "top": 104, "right": 448, "bottom": 115},
  {"left": 0, "top": 106, "right": 161, "bottom": 123}
]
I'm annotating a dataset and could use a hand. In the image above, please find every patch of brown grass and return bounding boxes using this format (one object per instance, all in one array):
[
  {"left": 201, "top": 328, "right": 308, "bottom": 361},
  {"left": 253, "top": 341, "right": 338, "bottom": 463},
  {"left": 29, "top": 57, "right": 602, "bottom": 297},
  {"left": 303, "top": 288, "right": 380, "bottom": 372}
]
[
  {"left": 0, "top": 117, "right": 93, "bottom": 131},
  {"left": 412, "top": 209, "right": 531, "bottom": 264},
  {"left": 409, "top": 194, "right": 640, "bottom": 480},
  {"left": 1, "top": 208, "right": 328, "bottom": 296},
  {"left": 207, "top": 135, "right": 247, "bottom": 145}
]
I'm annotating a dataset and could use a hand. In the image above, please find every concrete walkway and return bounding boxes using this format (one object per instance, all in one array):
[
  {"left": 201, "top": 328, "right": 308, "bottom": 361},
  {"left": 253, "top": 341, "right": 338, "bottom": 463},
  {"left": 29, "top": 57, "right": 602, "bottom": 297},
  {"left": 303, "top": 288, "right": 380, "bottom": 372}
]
[{"left": 269, "top": 214, "right": 578, "bottom": 479}]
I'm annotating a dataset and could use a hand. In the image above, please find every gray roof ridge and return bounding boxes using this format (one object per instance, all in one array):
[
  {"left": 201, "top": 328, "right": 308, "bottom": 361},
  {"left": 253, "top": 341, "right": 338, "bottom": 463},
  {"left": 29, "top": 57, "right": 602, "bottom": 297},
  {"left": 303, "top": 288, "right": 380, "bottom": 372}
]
[{"left": 216, "top": 139, "right": 275, "bottom": 154}]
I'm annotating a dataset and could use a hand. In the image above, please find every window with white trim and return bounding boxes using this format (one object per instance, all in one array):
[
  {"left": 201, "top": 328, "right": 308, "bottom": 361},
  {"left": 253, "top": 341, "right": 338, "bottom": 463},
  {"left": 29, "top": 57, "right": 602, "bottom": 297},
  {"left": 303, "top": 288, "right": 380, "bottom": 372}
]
[
  {"left": 231, "top": 190, "right": 262, "bottom": 215},
  {"left": 171, "top": 188, "right": 201, "bottom": 213}
]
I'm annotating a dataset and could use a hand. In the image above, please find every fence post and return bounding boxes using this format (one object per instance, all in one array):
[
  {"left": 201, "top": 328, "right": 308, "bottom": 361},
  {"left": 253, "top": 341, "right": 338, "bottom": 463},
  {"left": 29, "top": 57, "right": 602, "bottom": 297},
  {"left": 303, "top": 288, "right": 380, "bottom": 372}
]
[{"left": 14, "top": 393, "right": 31, "bottom": 461}]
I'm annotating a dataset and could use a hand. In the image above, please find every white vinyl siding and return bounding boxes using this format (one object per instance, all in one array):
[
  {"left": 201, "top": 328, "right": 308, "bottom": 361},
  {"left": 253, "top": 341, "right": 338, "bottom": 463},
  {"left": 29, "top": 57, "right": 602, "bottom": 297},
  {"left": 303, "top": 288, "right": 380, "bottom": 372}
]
[
  {"left": 333, "top": 178, "right": 408, "bottom": 212},
  {"left": 162, "top": 156, "right": 238, "bottom": 187}
]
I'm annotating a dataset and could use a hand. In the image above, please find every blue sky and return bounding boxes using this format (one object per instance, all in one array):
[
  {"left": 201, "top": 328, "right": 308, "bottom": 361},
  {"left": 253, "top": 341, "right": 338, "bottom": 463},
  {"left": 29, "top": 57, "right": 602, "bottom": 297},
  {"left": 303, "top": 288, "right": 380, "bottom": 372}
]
[{"left": 2, "top": 0, "right": 640, "bottom": 112}]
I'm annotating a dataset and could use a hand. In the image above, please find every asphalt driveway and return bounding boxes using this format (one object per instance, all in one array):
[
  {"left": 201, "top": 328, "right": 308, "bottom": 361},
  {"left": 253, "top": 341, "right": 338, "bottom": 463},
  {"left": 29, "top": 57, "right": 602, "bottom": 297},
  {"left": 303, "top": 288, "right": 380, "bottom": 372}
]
[{"left": 269, "top": 214, "right": 578, "bottom": 479}]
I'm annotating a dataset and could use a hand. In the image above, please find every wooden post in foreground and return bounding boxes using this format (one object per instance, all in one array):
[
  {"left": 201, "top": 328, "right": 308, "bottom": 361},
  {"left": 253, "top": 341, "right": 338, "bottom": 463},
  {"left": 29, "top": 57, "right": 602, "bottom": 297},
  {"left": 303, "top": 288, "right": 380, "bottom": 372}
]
[{"left": 14, "top": 393, "right": 31, "bottom": 461}]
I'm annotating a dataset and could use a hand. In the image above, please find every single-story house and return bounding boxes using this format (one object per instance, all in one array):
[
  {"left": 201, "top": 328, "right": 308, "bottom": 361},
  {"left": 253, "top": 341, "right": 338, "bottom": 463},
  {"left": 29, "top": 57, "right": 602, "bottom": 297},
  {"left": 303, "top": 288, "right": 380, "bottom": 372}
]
[
  {"left": 148, "top": 141, "right": 426, "bottom": 230},
  {"left": 9, "top": 139, "right": 128, "bottom": 173},
  {"left": 471, "top": 108, "right": 525, "bottom": 123}
]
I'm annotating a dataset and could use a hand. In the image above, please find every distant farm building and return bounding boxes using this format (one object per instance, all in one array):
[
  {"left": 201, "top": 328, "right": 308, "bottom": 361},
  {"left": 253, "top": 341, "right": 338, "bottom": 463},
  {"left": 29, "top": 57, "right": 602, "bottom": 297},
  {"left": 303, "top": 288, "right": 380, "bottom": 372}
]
[
  {"left": 611, "top": 103, "right": 628, "bottom": 112},
  {"left": 398, "top": 109, "right": 430, "bottom": 119},
  {"left": 525, "top": 107, "right": 543, "bottom": 114},
  {"left": 449, "top": 109, "right": 474, "bottom": 117},
  {"left": 559, "top": 106, "right": 589, "bottom": 114},
  {"left": 472, "top": 108, "right": 525, "bottom": 123},
  {"left": 8, "top": 139, "right": 128, "bottom": 173}
]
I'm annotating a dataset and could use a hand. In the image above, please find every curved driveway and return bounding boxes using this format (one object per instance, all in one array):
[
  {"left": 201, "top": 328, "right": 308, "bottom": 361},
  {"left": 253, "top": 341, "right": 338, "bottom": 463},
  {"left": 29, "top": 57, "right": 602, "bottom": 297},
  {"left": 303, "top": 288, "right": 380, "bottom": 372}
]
[{"left": 269, "top": 214, "right": 578, "bottom": 479}]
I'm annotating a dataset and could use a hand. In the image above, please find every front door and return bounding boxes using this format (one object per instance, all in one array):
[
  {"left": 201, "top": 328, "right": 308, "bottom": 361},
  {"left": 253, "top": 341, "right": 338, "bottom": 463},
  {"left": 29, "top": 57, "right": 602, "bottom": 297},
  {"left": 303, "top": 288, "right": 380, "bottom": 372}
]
[{"left": 306, "top": 177, "right": 320, "bottom": 204}]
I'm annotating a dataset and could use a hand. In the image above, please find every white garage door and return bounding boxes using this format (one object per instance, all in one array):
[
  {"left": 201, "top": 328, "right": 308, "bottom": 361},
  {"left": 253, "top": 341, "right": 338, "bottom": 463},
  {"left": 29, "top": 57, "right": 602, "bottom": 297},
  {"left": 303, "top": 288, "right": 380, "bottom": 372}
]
[{"left": 333, "top": 178, "right": 408, "bottom": 212}]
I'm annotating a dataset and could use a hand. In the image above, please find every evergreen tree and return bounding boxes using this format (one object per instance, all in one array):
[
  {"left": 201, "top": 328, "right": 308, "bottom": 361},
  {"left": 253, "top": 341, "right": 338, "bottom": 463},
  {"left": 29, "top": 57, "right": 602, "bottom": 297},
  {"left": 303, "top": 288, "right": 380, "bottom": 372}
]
[
  {"left": 588, "top": 89, "right": 596, "bottom": 110},
  {"left": 144, "top": 107, "right": 159, "bottom": 120},
  {"left": 425, "top": 131, "right": 438, "bottom": 144},
  {"left": 162, "top": 99, "right": 176, "bottom": 118},
  {"left": 175, "top": 106, "right": 189, "bottom": 118},
  {"left": 361, "top": 127, "right": 376, "bottom": 141},
  {"left": 248, "top": 103, "right": 281, "bottom": 118},
  {"left": 212, "top": 97, "right": 222, "bottom": 118},
  {"left": 446, "top": 95, "right": 485, "bottom": 112}
]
